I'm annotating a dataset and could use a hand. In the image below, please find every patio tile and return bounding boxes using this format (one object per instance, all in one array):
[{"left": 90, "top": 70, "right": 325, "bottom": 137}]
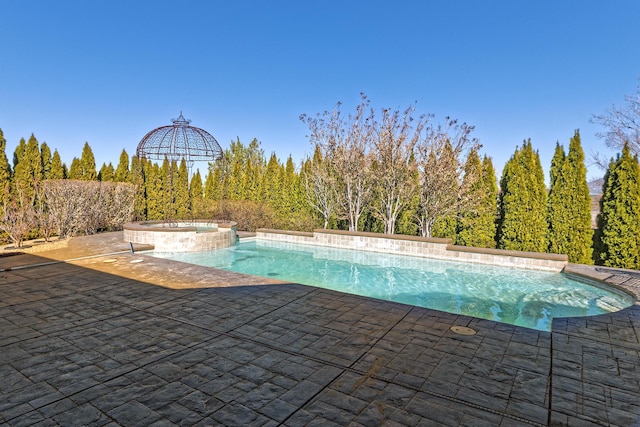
[{"left": 3, "top": 231, "right": 640, "bottom": 426}]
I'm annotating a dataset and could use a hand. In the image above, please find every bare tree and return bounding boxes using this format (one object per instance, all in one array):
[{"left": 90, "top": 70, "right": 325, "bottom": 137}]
[
  {"left": 43, "top": 180, "right": 135, "bottom": 237},
  {"left": 0, "top": 190, "right": 36, "bottom": 248},
  {"left": 416, "top": 118, "right": 480, "bottom": 238},
  {"left": 592, "top": 81, "right": 640, "bottom": 163},
  {"left": 103, "top": 182, "right": 136, "bottom": 231},
  {"left": 371, "top": 105, "right": 427, "bottom": 234},
  {"left": 304, "top": 146, "right": 339, "bottom": 229},
  {"left": 301, "top": 93, "right": 375, "bottom": 231},
  {"left": 34, "top": 184, "right": 57, "bottom": 242}
]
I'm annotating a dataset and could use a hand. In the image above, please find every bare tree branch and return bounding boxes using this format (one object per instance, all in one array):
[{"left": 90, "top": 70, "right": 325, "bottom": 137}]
[{"left": 592, "top": 81, "right": 640, "bottom": 158}]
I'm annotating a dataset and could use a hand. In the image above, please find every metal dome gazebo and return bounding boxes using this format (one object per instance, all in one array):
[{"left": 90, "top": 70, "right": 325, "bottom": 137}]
[
  {"left": 136, "top": 112, "right": 223, "bottom": 224},
  {"left": 136, "top": 112, "right": 223, "bottom": 167}
]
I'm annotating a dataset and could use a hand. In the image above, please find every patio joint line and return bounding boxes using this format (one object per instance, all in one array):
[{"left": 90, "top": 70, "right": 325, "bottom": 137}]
[
  {"left": 552, "top": 329, "right": 640, "bottom": 352},
  {"left": 348, "top": 306, "right": 413, "bottom": 371}
]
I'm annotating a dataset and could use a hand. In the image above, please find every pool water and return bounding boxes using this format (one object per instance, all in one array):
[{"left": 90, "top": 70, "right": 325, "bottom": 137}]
[{"left": 152, "top": 239, "right": 635, "bottom": 331}]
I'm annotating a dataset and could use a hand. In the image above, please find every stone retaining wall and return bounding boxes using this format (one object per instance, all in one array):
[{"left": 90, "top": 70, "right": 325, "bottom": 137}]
[{"left": 256, "top": 228, "right": 568, "bottom": 272}]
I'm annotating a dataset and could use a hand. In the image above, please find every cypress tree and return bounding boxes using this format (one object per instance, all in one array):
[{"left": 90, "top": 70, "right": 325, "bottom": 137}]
[
  {"left": 456, "top": 150, "right": 482, "bottom": 245},
  {"left": 190, "top": 169, "right": 203, "bottom": 201},
  {"left": 261, "top": 153, "right": 284, "bottom": 206},
  {"left": 80, "top": 142, "right": 97, "bottom": 180},
  {"left": 130, "top": 156, "right": 146, "bottom": 220},
  {"left": 547, "top": 143, "right": 568, "bottom": 254},
  {"left": 283, "top": 155, "right": 302, "bottom": 213},
  {"left": 13, "top": 138, "right": 26, "bottom": 169},
  {"left": 68, "top": 157, "right": 82, "bottom": 179},
  {"left": 174, "top": 159, "right": 190, "bottom": 219},
  {"left": 497, "top": 140, "right": 548, "bottom": 252},
  {"left": 480, "top": 156, "right": 498, "bottom": 247},
  {"left": 40, "top": 142, "right": 52, "bottom": 180},
  {"left": 204, "top": 170, "right": 218, "bottom": 200},
  {"left": 432, "top": 216, "right": 457, "bottom": 240},
  {"left": 114, "top": 149, "right": 130, "bottom": 182},
  {"left": 456, "top": 151, "right": 497, "bottom": 248},
  {"left": 161, "top": 159, "right": 173, "bottom": 220},
  {"left": 241, "top": 159, "right": 260, "bottom": 202},
  {"left": 548, "top": 132, "right": 593, "bottom": 263},
  {"left": 13, "top": 134, "right": 42, "bottom": 202},
  {"left": 145, "top": 161, "right": 164, "bottom": 220},
  {"left": 0, "top": 129, "right": 12, "bottom": 203},
  {"left": 98, "top": 163, "right": 115, "bottom": 181},
  {"left": 595, "top": 143, "right": 640, "bottom": 268},
  {"left": 227, "top": 158, "right": 244, "bottom": 201},
  {"left": 49, "top": 150, "right": 65, "bottom": 179},
  {"left": 549, "top": 142, "right": 565, "bottom": 189}
]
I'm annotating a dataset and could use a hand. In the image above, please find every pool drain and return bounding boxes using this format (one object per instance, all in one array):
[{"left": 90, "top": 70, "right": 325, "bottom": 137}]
[{"left": 450, "top": 326, "right": 477, "bottom": 336}]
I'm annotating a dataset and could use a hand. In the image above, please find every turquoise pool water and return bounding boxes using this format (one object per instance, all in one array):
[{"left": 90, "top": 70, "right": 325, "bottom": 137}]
[{"left": 151, "top": 239, "right": 635, "bottom": 331}]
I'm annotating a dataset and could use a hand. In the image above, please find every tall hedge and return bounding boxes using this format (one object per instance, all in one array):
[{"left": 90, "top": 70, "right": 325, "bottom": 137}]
[
  {"left": 547, "top": 131, "right": 593, "bottom": 263},
  {"left": 497, "top": 139, "right": 548, "bottom": 252},
  {"left": 595, "top": 143, "right": 640, "bottom": 268},
  {"left": 456, "top": 152, "right": 497, "bottom": 248}
]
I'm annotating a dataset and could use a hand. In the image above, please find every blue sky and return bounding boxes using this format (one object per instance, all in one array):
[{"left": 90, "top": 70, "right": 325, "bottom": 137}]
[{"left": 1, "top": 1, "right": 639, "bottom": 181}]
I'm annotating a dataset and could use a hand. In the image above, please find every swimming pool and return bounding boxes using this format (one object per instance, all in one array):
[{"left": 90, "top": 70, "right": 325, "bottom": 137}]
[{"left": 151, "top": 239, "right": 635, "bottom": 331}]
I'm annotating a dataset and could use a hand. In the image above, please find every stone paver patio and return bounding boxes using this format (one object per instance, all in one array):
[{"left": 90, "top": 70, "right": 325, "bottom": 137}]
[{"left": 1, "top": 232, "right": 639, "bottom": 426}]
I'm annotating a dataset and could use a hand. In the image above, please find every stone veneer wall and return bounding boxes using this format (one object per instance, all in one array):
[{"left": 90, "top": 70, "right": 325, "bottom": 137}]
[
  {"left": 124, "top": 221, "right": 237, "bottom": 252},
  {"left": 256, "top": 228, "right": 568, "bottom": 272}
]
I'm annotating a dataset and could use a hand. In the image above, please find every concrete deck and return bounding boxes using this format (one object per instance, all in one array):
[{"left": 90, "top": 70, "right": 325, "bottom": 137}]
[{"left": 1, "top": 232, "right": 639, "bottom": 426}]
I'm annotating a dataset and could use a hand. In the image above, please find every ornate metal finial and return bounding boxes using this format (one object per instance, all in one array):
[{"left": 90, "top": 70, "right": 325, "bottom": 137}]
[{"left": 171, "top": 111, "right": 191, "bottom": 126}]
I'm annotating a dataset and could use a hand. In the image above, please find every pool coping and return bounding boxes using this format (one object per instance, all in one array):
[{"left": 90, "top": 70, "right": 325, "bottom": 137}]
[{"left": 257, "top": 228, "right": 569, "bottom": 272}]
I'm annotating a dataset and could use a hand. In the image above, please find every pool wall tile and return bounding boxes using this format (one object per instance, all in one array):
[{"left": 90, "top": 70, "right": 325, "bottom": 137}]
[
  {"left": 256, "top": 229, "right": 568, "bottom": 272},
  {"left": 124, "top": 221, "right": 237, "bottom": 252}
]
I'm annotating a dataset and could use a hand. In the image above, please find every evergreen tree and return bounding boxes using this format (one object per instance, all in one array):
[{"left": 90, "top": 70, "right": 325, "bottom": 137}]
[
  {"left": 547, "top": 132, "right": 593, "bottom": 263},
  {"left": 456, "top": 151, "right": 497, "bottom": 248},
  {"left": 79, "top": 142, "right": 97, "bottom": 180},
  {"left": 432, "top": 215, "right": 457, "bottom": 240},
  {"left": 49, "top": 150, "right": 65, "bottom": 179},
  {"left": 13, "top": 134, "right": 42, "bottom": 202},
  {"left": 174, "top": 159, "right": 191, "bottom": 219},
  {"left": 204, "top": 169, "right": 220, "bottom": 200},
  {"left": 145, "top": 161, "right": 165, "bottom": 220},
  {"left": 13, "top": 138, "right": 26, "bottom": 169},
  {"left": 40, "top": 142, "right": 52, "bottom": 180},
  {"left": 0, "top": 129, "right": 12, "bottom": 203},
  {"left": 130, "top": 156, "right": 146, "bottom": 220},
  {"left": 227, "top": 157, "right": 244, "bottom": 200},
  {"left": 396, "top": 155, "right": 421, "bottom": 236},
  {"left": 497, "top": 140, "right": 548, "bottom": 252},
  {"left": 190, "top": 169, "right": 204, "bottom": 202},
  {"left": 547, "top": 143, "right": 568, "bottom": 253},
  {"left": 114, "top": 149, "right": 130, "bottom": 182},
  {"left": 68, "top": 157, "right": 82, "bottom": 179},
  {"left": 549, "top": 142, "right": 565, "bottom": 189},
  {"left": 595, "top": 143, "right": 640, "bottom": 268},
  {"left": 161, "top": 158, "right": 173, "bottom": 219},
  {"left": 241, "top": 159, "right": 261, "bottom": 202},
  {"left": 98, "top": 162, "right": 115, "bottom": 181},
  {"left": 479, "top": 156, "right": 498, "bottom": 247},
  {"left": 273, "top": 155, "right": 304, "bottom": 229},
  {"left": 261, "top": 153, "right": 284, "bottom": 206}
]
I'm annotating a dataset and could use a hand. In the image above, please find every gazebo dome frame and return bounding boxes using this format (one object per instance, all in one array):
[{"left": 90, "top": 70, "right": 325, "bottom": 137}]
[{"left": 136, "top": 112, "right": 223, "bottom": 163}]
